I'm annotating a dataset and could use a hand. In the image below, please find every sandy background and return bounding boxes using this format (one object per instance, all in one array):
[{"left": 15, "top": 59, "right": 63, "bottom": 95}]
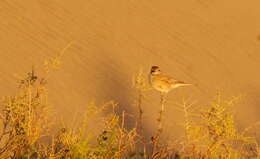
[{"left": 0, "top": 0, "right": 260, "bottom": 139}]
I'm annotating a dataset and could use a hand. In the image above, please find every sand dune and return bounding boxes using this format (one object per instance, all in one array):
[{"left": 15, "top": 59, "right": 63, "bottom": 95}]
[{"left": 0, "top": 0, "right": 260, "bottom": 138}]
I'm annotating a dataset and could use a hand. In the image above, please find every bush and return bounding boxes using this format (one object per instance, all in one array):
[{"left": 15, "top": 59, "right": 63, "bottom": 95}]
[{"left": 0, "top": 53, "right": 258, "bottom": 159}]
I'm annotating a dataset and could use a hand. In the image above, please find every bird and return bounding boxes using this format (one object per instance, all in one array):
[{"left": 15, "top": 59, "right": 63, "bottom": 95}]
[{"left": 149, "top": 66, "right": 191, "bottom": 94}]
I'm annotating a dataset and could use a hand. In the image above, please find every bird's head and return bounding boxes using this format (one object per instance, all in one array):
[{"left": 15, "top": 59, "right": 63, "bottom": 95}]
[{"left": 150, "top": 66, "right": 161, "bottom": 75}]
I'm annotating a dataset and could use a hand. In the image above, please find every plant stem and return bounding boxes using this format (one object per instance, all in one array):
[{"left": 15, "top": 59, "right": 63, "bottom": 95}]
[
  {"left": 183, "top": 101, "right": 190, "bottom": 143},
  {"left": 158, "top": 93, "right": 166, "bottom": 136},
  {"left": 137, "top": 90, "right": 148, "bottom": 159},
  {"left": 118, "top": 111, "right": 125, "bottom": 159},
  {"left": 152, "top": 93, "right": 166, "bottom": 157},
  {"left": 137, "top": 90, "right": 144, "bottom": 134}
]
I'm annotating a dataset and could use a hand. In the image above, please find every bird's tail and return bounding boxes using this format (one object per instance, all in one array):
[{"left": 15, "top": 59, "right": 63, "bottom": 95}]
[{"left": 173, "top": 81, "right": 192, "bottom": 88}]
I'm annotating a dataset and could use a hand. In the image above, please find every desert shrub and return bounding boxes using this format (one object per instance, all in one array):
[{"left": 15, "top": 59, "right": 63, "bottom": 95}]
[
  {"left": 0, "top": 67, "right": 51, "bottom": 158},
  {"left": 47, "top": 102, "right": 138, "bottom": 159},
  {"left": 0, "top": 53, "right": 259, "bottom": 159},
  {"left": 176, "top": 93, "right": 259, "bottom": 159}
]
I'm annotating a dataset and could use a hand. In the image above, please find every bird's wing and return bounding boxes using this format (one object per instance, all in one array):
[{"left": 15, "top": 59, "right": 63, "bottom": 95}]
[
  {"left": 160, "top": 74, "right": 178, "bottom": 84},
  {"left": 161, "top": 74, "right": 191, "bottom": 85}
]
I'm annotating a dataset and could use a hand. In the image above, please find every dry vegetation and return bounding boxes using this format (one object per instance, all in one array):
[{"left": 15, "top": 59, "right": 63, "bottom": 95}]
[{"left": 0, "top": 52, "right": 259, "bottom": 159}]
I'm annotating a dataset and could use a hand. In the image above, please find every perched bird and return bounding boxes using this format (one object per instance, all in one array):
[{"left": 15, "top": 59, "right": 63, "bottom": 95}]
[{"left": 149, "top": 66, "right": 191, "bottom": 94}]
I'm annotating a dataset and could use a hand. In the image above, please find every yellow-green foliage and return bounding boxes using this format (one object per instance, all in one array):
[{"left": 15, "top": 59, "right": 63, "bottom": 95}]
[
  {"left": 0, "top": 60, "right": 259, "bottom": 159},
  {"left": 0, "top": 68, "right": 50, "bottom": 158},
  {"left": 178, "top": 93, "right": 259, "bottom": 159},
  {"left": 48, "top": 104, "right": 137, "bottom": 159}
]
